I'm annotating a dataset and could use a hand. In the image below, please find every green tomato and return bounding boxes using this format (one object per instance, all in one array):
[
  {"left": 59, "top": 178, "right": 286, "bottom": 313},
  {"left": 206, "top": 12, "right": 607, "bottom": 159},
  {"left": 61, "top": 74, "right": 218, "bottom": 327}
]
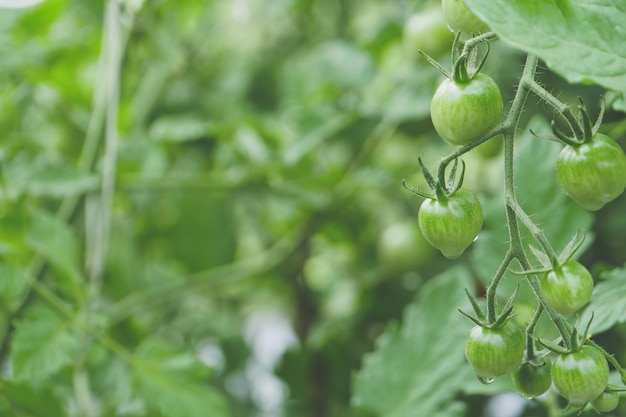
[
  {"left": 512, "top": 360, "right": 552, "bottom": 399},
  {"left": 552, "top": 345, "right": 609, "bottom": 407},
  {"left": 591, "top": 390, "right": 620, "bottom": 413},
  {"left": 377, "top": 221, "right": 434, "bottom": 273},
  {"left": 417, "top": 188, "right": 483, "bottom": 259},
  {"left": 465, "top": 319, "right": 525, "bottom": 381},
  {"left": 540, "top": 260, "right": 593, "bottom": 316},
  {"left": 404, "top": 8, "right": 454, "bottom": 58},
  {"left": 556, "top": 133, "right": 626, "bottom": 211},
  {"left": 441, "top": 0, "right": 490, "bottom": 34},
  {"left": 430, "top": 73, "right": 503, "bottom": 146}
]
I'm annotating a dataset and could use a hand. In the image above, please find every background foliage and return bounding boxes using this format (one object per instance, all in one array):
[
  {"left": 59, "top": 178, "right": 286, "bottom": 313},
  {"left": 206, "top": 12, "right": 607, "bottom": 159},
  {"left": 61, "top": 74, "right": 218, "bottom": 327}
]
[{"left": 0, "top": 0, "right": 625, "bottom": 416}]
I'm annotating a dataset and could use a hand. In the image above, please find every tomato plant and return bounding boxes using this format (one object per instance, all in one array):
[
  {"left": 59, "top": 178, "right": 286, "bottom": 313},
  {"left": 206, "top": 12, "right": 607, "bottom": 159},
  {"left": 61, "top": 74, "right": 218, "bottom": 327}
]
[
  {"left": 511, "top": 359, "right": 552, "bottom": 399},
  {"left": 417, "top": 188, "right": 483, "bottom": 259},
  {"left": 552, "top": 345, "right": 609, "bottom": 407},
  {"left": 430, "top": 73, "right": 502, "bottom": 146},
  {"left": 540, "top": 260, "right": 594, "bottom": 316},
  {"left": 464, "top": 319, "right": 525, "bottom": 381},
  {"left": 441, "top": 0, "right": 490, "bottom": 34},
  {"left": 556, "top": 133, "right": 626, "bottom": 211}
]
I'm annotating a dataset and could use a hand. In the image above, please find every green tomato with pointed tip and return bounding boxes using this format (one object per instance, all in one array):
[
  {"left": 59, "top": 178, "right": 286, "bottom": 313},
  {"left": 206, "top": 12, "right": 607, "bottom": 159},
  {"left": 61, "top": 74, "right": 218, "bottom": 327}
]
[
  {"left": 465, "top": 319, "right": 525, "bottom": 380},
  {"left": 417, "top": 188, "right": 483, "bottom": 259},
  {"left": 430, "top": 73, "right": 503, "bottom": 146},
  {"left": 540, "top": 260, "right": 593, "bottom": 316},
  {"left": 552, "top": 345, "right": 609, "bottom": 407},
  {"left": 556, "top": 133, "right": 626, "bottom": 211},
  {"left": 441, "top": 0, "right": 490, "bottom": 34}
]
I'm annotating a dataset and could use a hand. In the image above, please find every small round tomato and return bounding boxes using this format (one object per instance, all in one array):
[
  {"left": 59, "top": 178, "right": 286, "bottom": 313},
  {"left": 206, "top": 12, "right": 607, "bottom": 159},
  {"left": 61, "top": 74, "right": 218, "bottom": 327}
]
[
  {"left": 441, "top": 0, "right": 490, "bottom": 34},
  {"left": 430, "top": 73, "right": 503, "bottom": 146},
  {"left": 404, "top": 8, "right": 454, "bottom": 58},
  {"left": 512, "top": 359, "right": 552, "bottom": 399},
  {"left": 417, "top": 188, "right": 483, "bottom": 259},
  {"left": 556, "top": 133, "right": 626, "bottom": 211},
  {"left": 377, "top": 221, "right": 435, "bottom": 273},
  {"left": 552, "top": 345, "right": 609, "bottom": 407},
  {"left": 540, "top": 260, "right": 593, "bottom": 316},
  {"left": 592, "top": 390, "right": 620, "bottom": 413},
  {"left": 465, "top": 319, "right": 525, "bottom": 381}
]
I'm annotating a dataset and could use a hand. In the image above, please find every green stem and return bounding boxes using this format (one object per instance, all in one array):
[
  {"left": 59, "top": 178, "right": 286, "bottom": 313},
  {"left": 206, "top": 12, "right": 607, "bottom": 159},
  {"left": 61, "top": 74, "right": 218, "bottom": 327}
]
[
  {"left": 586, "top": 339, "right": 626, "bottom": 382},
  {"left": 485, "top": 250, "right": 515, "bottom": 323},
  {"left": 526, "top": 79, "right": 583, "bottom": 140},
  {"left": 525, "top": 303, "right": 543, "bottom": 360},
  {"left": 508, "top": 201, "right": 560, "bottom": 268}
]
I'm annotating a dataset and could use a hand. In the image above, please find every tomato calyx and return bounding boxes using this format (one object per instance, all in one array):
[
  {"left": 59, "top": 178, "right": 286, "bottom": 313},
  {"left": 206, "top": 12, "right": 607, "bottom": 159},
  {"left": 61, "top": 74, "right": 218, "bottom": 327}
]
[
  {"left": 550, "top": 98, "right": 604, "bottom": 147},
  {"left": 402, "top": 156, "right": 466, "bottom": 201},
  {"left": 459, "top": 284, "right": 519, "bottom": 329},
  {"left": 537, "top": 313, "right": 594, "bottom": 355},
  {"left": 419, "top": 31, "right": 491, "bottom": 84}
]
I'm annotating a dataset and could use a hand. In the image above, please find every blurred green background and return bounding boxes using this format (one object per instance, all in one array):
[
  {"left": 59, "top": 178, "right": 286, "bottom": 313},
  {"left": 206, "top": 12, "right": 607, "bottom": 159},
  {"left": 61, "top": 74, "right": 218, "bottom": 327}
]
[{"left": 0, "top": 1, "right": 625, "bottom": 417}]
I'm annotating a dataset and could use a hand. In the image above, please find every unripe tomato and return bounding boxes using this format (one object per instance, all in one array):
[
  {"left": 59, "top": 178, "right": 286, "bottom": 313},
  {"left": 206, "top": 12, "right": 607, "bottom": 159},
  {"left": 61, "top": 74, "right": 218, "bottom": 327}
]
[
  {"left": 512, "top": 360, "right": 552, "bottom": 399},
  {"left": 556, "top": 133, "right": 626, "bottom": 211},
  {"left": 430, "top": 73, "right": 503, "bottom": 146},
  {"left": 404, "top": 8, "right": 454, "bottom": 58},
  {"left": 540, "top": 260, "right": 593, "bottom": 316},
  {"left": 465, "top": 319, "right": 525, "bottom": 381},
  {"left": 592, "top": 390, "right": 620, "bottom": 413},
  {"left": 377, "top": 221, "right": 435, "bottom": 273},
  {"left": 441, "top": 0, "right": 490, "bottom": 34},
  {"left": 552, "top": 345, "right": 609, "bottom": 407},
  {"left": 417, "top": 188, "right": 483, "bottom": 259}
]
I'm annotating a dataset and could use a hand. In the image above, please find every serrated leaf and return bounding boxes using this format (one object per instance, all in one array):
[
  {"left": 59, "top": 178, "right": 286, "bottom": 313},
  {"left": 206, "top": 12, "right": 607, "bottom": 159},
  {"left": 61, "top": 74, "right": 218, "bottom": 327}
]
[
  {"left": 134, "top": 338, "right": 230, "bottom": 417},
  {"left": 26, "top": 208, "right": 82, "bottom": 299},
  {"left": 11, "top": 305, "right": 81, "bottom": 383},
  {"left": 466, "top": 0, "right": 626, "bottom": 92},
  {"left": 351, "top": 267, "right": 473, "bottom": 417},
  {"left": 580, "top": 266, "right": 626, "bottom": 334}
]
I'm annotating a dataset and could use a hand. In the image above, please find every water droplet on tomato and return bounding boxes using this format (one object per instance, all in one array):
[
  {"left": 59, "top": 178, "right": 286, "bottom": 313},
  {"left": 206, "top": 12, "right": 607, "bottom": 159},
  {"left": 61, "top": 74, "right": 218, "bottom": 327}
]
[{"left": 478, "top": 375, "right": 495, "bottom": 385}]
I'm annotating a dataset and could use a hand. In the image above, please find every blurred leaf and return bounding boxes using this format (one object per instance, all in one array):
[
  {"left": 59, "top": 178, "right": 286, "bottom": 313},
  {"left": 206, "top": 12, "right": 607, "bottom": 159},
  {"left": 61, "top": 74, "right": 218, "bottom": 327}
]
[
  {"left": 134, "top": 337, "right": 230, "bottom": 417},
  {"left": 11, "top": 305, "right": 81, "bottom": 383},
  {"left": 0, "top": 381, "right": 65, "bottom": 417},
  {"left": 580, "top": 265, "right": 626, "bottom": 334},
  {"left": 149, "top": 113, "right": 214, "bottom": 143},
  {"left": 26, "top": 208, "right": 82, "bottom": 298},
  {"left": 8, "top": 159, "right": 98, "bottom": 198},
  {"left": 466, "top": 0, "right": 626, "bottom": 92},
  {"left": 0, "top": 0, "right": 45, "bottom": 9},
  {"left": 0, "top": 264, "right": 30, "bottom": 307},
  {"left": 352, "top": 267, "right": 473, "bottom": 417}
]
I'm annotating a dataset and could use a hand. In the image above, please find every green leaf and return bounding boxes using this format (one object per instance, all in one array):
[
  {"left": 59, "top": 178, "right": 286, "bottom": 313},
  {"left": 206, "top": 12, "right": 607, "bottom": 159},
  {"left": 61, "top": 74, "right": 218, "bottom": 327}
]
[
  {"left": 26, "top": 208, "right": 82, "bottom": 299},
  {"left": 0, "top": 264, "right": 30, "bottom": 308},
  {"left": 351, "top": 267, "right": 473, "bottom": 417},
  {"left": 580, "top": 266, "right": 626, "bottom": 334},
  {"left": 466, "top": 0, "right": 626, "bottom": 92},
  {"left": 134, "top": 338, "right": 230, "bottom": 417},
  {"left": 11, "top": 305, "right": 81, "bottom": 383},
  {"left": 0, "top": 380, "right": 65, "bottom": 417},
  {"left": 149, "top": 113, "right": 214, "bottom": 143}
]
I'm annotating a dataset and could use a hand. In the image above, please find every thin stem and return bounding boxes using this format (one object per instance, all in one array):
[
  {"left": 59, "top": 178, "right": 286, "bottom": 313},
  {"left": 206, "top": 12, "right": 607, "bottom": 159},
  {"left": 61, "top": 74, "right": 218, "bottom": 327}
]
[
  {"left": 86, "top": 0, "right": 122, "bottom": 283},
  {"left": 526, "top": 79, "right": 583, "bottom": 140},
  {"left": 525, "top": 304, "right": 543, "bottom": 360},
  {"left": 586, "top": 339, "right": 626, "bottom": 382},
  {"left": 508, "top": 200, "right": 560, "bottom": 268},
  {"left": 461, "top": 31, "right": 498, "bottom": 56},
  {"left": 485, "top": 250, "right": 515, "bottom": 323}
]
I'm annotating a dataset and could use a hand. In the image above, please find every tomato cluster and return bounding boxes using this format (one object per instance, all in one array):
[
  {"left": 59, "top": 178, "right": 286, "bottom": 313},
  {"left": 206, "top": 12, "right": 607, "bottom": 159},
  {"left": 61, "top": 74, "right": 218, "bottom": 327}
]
[{"left": 406, "top": 1, "right": 626, "bottom": 411}]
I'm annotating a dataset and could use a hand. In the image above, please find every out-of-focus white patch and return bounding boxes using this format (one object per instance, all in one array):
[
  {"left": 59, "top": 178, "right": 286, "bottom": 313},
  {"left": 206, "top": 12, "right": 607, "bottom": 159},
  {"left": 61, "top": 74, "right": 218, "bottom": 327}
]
[
  {"left": 486, "top": 393, "right": 526, "bottom": 417},
  {"left": 197, "top": 338, "right": 226, "bottom": 373},
  {"left": 244, "top": 310, "right": 299, "bottom": 369},
  {"left": 0, "top": 0, "right": 44, "bottom": 8}
]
